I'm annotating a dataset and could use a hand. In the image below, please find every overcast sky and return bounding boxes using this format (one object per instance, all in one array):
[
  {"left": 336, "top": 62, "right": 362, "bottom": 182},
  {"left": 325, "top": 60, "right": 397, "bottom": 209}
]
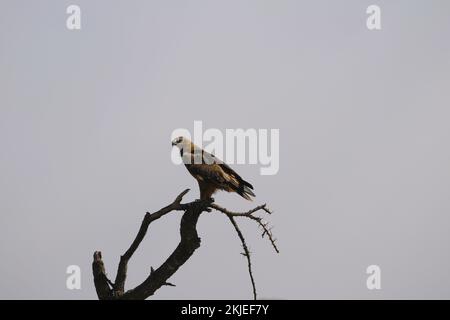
[{"left": 1, "top": 0, "right": 450, "bottom": 299}]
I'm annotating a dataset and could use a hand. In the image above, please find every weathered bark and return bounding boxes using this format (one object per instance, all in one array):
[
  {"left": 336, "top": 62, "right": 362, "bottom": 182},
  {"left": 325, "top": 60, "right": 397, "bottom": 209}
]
[
  {"left": 92, "top": 190, "right": 211, "bottom": 300},
  {"left": 121, "top": 200, "right": 206, "bottom": 299},
  {"left": 91, "top": 189, "right": 277, "bottom": 300}
]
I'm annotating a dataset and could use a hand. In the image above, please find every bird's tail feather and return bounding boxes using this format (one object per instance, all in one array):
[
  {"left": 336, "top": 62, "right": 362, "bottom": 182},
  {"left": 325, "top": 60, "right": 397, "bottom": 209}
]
[
  {"left": 238, "top": 185, "right": 256, "bottom": 201},
  {"left": 244, "top": 185, "right": 255, "bottom": 197}
]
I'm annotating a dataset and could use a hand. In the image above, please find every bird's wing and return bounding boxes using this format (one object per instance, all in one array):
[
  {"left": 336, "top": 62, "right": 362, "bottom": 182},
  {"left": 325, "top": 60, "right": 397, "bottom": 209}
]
[
  {"left": 202, "top": 149, "right": 254, "bottom": 190},
  {"left": 199, "top": 150, "right": 255, "bottom": 196},
  {"left": 186, "top": 163, "right": 232, "bottom": 187},
  {"left": 218, "top": 162, "right": 253, "bottom": 190},
  {"left": 187, "top": 148, "right": 255, "bottom": 200}
]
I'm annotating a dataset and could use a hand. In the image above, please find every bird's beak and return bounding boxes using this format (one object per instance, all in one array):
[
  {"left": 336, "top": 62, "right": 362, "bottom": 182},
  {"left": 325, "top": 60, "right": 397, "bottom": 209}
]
[{"left": 171, "top": 141, "right": 176, "bottom": 146}]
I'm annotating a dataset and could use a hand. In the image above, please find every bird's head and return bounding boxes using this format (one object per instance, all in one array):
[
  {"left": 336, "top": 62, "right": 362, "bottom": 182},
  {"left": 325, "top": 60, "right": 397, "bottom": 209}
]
[
  {"left": 171, "top": 136, "right": 185, "bottom": 148},
  {"left": 172, "top": 136, "right": 194, "bottom": 159},
  {"left": 172, "top": 136, "right": 194, "bottom": 152},
  {"left": 172, "top": 137, "right": 202, "bottom": 163}
]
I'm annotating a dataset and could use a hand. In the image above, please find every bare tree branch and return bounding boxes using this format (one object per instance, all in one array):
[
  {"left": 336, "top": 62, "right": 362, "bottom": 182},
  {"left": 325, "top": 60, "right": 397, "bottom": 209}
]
[
  {"left": 120, "top": 198, "right": 213, "bottom": 299},
  {"left": 91, "top": 190, "right": 278, "bottom": 300},
  {"left": 113, "top": 189, "right": 191, "bottom": 296},
  {"left": 208, "top": 203, "right": 280, "bottom": 300},
  {"left": 226, "top": 215, "right": 257, "bottom": 300},
  {"left": 92, "top": 189, "right": 211, "bottom": 299},
  {"left": 92, "top": 251, "right": 114, "bottom": 300},
  {"left": 209, "top": 203, "right": 279, "bottom": 253}
]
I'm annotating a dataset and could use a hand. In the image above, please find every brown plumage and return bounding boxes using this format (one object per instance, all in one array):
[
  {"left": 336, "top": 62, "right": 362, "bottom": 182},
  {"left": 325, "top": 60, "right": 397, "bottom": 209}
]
[{"left": 172, "top": 136, "right": 255, "bottom": 200}]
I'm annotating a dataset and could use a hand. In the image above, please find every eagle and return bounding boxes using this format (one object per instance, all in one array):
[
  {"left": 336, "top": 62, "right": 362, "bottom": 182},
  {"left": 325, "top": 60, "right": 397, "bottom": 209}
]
[{"left": 172, "top": 136, "right": 255, "bottom": 201}]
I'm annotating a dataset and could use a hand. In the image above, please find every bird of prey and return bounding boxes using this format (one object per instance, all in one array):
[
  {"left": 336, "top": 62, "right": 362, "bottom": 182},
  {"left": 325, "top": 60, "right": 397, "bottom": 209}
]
[{"left": 172, "top": 136, "right": 255, "bottom": 201}]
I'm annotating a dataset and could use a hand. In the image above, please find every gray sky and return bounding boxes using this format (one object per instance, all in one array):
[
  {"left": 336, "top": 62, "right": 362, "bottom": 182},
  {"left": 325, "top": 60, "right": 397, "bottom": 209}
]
[{"left": 1, "top": 0, "right": 450, "bottom": 299}]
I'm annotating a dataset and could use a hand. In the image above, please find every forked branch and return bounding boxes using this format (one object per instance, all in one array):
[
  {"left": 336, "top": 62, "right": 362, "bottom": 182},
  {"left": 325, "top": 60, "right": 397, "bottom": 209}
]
[
  {"left": 209, "top": 203, "right": 279, "bottom": 300},
  {"left": 92, "top": 190, "right": 278, "bottom": 300}
]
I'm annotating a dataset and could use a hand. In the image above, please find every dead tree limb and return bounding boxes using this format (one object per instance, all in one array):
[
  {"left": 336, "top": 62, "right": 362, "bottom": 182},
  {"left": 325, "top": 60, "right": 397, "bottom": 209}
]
[
  {"left": 114, "top": 188, "right": 191, "bottom": 296},
  {"left": 92, "top": 189, "right": 211, "bottom": 300},
  {"left": 92, "top": 189, "right": 278, "bottom": 300},
  {"left": 226, "top": 215, "right": 257, "bottom": 299},
  {"left": 209, "top": 203, "right": 279, "bottom": 300},
  {"left": 210, "top": 203, "right": 279, "bottom": 253}
]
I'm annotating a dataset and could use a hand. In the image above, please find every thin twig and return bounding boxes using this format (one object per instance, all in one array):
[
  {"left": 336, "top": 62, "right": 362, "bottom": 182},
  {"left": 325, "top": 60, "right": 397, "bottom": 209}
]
[
  {"left": 210, "top": 203, "right": 279, "bottom": 253},
  {"left": 226, "top": 215, "right": 257, "bottom": 300}
]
